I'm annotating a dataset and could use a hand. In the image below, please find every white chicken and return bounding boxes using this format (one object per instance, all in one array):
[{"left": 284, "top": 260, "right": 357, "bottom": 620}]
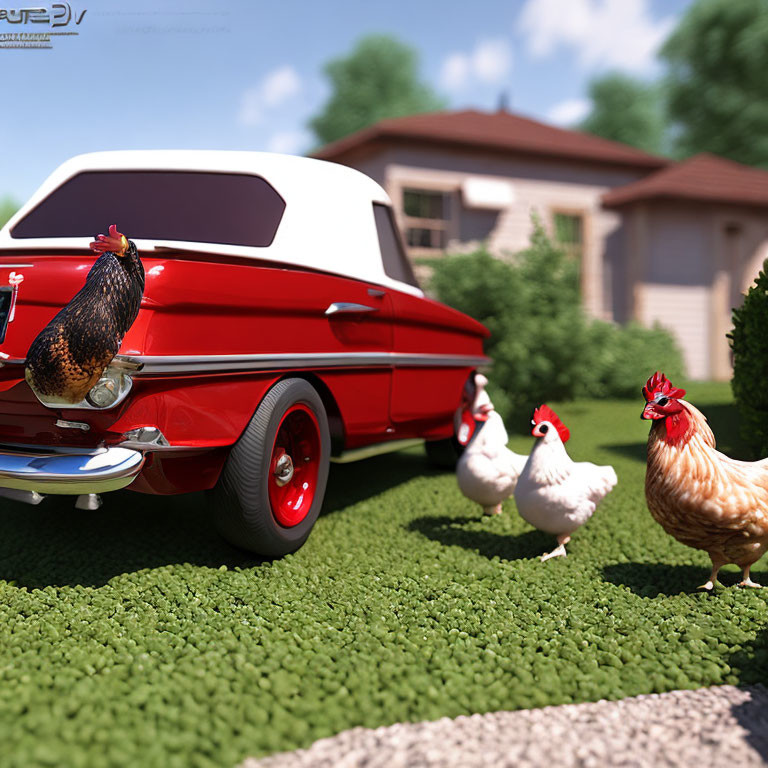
[
  {"left": 456, "top": 374, "right": 528, "bottom": 516},
  {"left": 514, "top": 405, "right": 617, "bottom": 561}
]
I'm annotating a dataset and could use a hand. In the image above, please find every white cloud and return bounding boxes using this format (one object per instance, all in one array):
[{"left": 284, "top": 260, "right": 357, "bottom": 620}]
[
  {"left": 238, "top": 87, "right": 263, "bottom": 126},
  {"left": 238, "top": 65, "right": 302, "bottom": 126},
  {"left": 267, "top": 129, "right": 310, "bottom": 155},
  {"left": 440, "top": 38, "right": 512, "bottom": 92},
  {"left": 261, "top": 66, "right": 301, "bottom": 107},
  {"left": 547, "top": 97, "right": 591, "bottom": 126},
  {"left": 473, "top": 39, "right": 513, "bottom": 83},
  {"left": 440, "top": 52, "right": 470, "bottom": 91},
  {"left": 518, "top": 0, "right": 675, "bottom": 74}
]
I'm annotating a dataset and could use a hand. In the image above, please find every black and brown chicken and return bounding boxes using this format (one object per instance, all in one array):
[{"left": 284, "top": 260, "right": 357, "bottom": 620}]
[{"left": 25, "top": 225, "right": 144, "bottom": 405}]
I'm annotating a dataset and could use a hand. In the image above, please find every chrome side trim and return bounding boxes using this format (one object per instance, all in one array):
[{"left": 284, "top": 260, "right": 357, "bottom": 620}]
[
  {"left": 330, "top": 438, "right": 424, "bottom": 464},
  {"left": 116, "top": 352, "right": 490, "bottom": 376},
  {"left": 55, "top": 419, "right": 90, "bottom": 432},
  {"left": 110, "top": 356, "right": 144, "bottom": 372},
  {"left": 0, "top": 445, "right": 144, "bottom": 494}
]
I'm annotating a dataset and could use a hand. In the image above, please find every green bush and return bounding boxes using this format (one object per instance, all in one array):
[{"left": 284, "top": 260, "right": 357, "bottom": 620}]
[
  {"left": 730, "top": 259, "right": 768, "bottom": 458},
  {"left": 578, "top": 320, "right": 686, "bottom": 399},
  {"left": 430, "top": 218, "right": 685, "bottom": 424},
  {"left": 430, "top": 221, "right": 587, "bottom": 424}
]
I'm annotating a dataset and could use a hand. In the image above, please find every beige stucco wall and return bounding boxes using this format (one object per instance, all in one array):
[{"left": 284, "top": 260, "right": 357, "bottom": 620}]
[
  {"left": 628, "top": 201, "right": 768, "bottom": 380},
  {"left": 351, "top": 146, "right": 648, "bottom": 321}
]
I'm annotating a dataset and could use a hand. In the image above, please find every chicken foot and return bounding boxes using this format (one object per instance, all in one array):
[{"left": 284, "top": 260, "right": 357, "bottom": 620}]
[
  {"left": 739, "top": 565, "right": 762, "bottom": 589},
  {"left": 483, "top": 504, "right": 503, "bottom": 516},
  {"left": 541, "top": 534, "right": 571, "bottom": 562},
  {"left": 699, "top": 556, "right": 725, "bottom": 591},
  {"left": 698, "top": 558, "right": 763, "bottom": 590}
]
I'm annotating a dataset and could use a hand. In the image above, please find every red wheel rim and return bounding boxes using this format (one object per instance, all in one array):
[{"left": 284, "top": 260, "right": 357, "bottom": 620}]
[{"left": 268, "top": 404, "right": 321, "bottom": 527}]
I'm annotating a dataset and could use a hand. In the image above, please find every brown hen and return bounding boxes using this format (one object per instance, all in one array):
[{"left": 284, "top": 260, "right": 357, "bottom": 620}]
[
  {"left": 642, "top": 372, "right": 768, "bottom": 590},
  {"left": 25, "top": 225, "right": 144, "bottom": 405}
]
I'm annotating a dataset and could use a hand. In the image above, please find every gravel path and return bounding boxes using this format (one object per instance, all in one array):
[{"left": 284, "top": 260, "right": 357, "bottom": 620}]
[{"left": 242, "top": 685, "right": 768, "bottom": 768}]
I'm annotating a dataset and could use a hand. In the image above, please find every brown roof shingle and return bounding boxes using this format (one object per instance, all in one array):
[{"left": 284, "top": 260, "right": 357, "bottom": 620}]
[
  {"left": 603, "top": 153, "right": 768, "bottom": 208},
  {"left": 312, "top": 109, "right": 668, "bottom": 169}
]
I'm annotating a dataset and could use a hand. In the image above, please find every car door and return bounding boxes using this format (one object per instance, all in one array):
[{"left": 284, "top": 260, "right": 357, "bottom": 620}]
[{"left": 319, "top": 276, "right": 395, "bottom": 447}]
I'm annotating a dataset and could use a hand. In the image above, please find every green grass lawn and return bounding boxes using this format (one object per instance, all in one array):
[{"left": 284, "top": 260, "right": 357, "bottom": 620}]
[{"left": 0, "top": 382, "right": 766, "bottom": 767}]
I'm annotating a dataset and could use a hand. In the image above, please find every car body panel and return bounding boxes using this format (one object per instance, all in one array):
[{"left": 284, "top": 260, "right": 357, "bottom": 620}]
[{"left": 0, "top": 151, "right": 490, "bottom": 497}]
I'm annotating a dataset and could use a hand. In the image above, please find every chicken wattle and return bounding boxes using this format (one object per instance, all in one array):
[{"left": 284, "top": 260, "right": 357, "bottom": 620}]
[
  {"left": 456, "top": 374, "right": 528, "bottom": 516},
  {"left": 642, "top": 371, "right": 768, "bottom": 589},
  {"left": 25, "top": 224, "right": 145, "bottom": 405},
  {"left": 514, "top": 404, "right": 617, "bottom": 561}
]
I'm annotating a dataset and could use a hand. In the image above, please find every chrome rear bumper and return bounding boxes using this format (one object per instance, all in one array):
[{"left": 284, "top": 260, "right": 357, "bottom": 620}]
[{"left": 0, "top": 445, "right": 144, "bottom": 494}]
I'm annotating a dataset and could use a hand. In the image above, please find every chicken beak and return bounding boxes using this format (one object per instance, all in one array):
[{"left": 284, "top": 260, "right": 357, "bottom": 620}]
[{"left": 641, "top": 402, "right": 654, "bottom": 420}]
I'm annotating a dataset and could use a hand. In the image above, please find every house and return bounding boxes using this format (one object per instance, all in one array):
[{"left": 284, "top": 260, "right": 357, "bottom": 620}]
[
  {"left": 313, "top": 109, "right": 768, "bottom": 380},
  {"left": 602, "top": 153, "right": 768, "bottom": 381}
]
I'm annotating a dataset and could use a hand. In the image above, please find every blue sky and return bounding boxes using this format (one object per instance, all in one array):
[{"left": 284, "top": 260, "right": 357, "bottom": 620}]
[{"left": 1, "top": 0, "right": 694, "bottom": 204}]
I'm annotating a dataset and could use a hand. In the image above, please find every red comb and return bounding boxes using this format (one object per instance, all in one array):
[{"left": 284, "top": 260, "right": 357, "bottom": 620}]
[
  {"left": 89, "top": 224, "right": 128, "bottom": 256},
  {"left": 533, "top": 404, "right": 570, "bottom": 443},
  {"left": 642, "top": 372, "right": 686, "bottom": 402}
]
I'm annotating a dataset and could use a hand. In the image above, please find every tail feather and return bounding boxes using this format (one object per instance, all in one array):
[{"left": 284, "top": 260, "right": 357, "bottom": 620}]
[{"left": 576, "top": 462, "right": 618, "bottom": 504}]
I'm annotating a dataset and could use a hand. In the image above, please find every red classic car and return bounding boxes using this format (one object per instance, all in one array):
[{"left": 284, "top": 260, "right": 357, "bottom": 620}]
[{"left": 0, "top": 151, "right": 489, "bottom": 556}]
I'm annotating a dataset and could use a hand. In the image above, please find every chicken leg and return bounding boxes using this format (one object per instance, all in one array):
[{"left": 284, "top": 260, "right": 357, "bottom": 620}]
[
  {"left": 698, "top": 555, "right": 725, "bottom": 591},
  {"left": 541, "top": 533, "right": 571, "bottom": 562},
  {"left": 739, "top": 564, "right": 762, "bottom": 588}
]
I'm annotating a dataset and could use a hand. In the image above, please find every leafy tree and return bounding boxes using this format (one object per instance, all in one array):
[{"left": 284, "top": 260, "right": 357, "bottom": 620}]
[
  {"left": 309, "top": 35, "right": 446, "bottom": 146},
  {"left": 579, "top": 72, "right": 665, "bottom": 154},
  {"left": 0, "top": 197, "right": 18, "bottom": 229},
  {"left": 660, "top": 0, "right": 768, "bottom": 166}
]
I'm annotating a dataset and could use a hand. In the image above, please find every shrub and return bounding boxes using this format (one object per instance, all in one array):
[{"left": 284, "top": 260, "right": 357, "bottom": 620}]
[
  {"left": 430, "top": 218, "right": 685, "bottom": 425},
  {"left": 430, "top": 221, "right": 588, "bottom": 425},
  {"left": 730, "top": 259, "right": 768, "bottom": 458},
  {"left": 578, "top": 320, "right": 685, "bottom": 399}
]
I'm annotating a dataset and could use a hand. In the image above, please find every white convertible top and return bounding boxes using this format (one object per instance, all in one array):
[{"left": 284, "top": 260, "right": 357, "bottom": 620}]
[{"left": 0, "top": 150, "right": 423, "bottom": 297}]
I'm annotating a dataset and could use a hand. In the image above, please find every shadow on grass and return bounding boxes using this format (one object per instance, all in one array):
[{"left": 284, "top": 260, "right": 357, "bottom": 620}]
[
  {"left": 323, "top": 449, "right": 439, "bottom": 513},
  {"left": 0, "top": 449, "right": 433, "bottom": 590},
  {"left": 408, "top": 514, "right": 552, "bottom": 561},
  {"left": 601, "top": 562, "right": 714, "bottom": 597},
  {"left": 603, "top": 561, "right": 768, "bottom": 597},
  {"left": 606, "top": 560, "right": 768, "bottom": 755},
  {"left": 0, "top": 491, "right": 261, "bottom": 590},
  {"left": 600, "top": 442, "right": 646, "bottom": 463}
]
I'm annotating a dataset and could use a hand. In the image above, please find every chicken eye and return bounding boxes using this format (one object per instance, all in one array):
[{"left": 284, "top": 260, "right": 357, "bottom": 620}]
[
  {"left": 656, "top": 396, "right": 669, "bottom": 406},
  {"left": 539, "top": 424, "right": 549, "bottom": 433}
]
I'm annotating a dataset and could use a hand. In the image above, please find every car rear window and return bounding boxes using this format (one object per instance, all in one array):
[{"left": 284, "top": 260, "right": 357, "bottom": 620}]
[
  {"left": 11, "top": 170, "right": 286, "bottom": 247},
  {"left": 373, "top": 203, "right": 419, "bottom": 288}
]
